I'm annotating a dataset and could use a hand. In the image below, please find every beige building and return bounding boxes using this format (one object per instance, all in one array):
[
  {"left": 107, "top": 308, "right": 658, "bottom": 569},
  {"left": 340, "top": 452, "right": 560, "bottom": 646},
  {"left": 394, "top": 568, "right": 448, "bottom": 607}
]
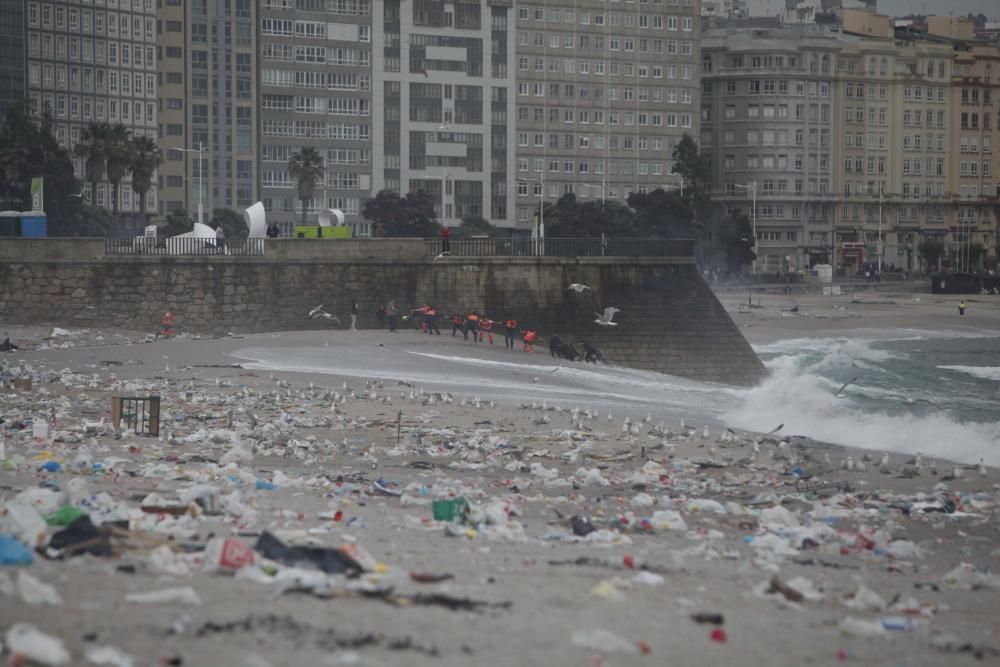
[
  {"left": 156, "top": 0, "right": 257, "bottom": 223},
  {"left": 513, "top": 0, "right": 702, "bottom": 230},
  {"left": 945, "top": 42, "right": 999, "bottom": 271},
  {"left": 833, "top": 32, "right": 954, "bottom": 272},
  {"left": 26, "top": 0, "right": 158, "bottom": 229}
]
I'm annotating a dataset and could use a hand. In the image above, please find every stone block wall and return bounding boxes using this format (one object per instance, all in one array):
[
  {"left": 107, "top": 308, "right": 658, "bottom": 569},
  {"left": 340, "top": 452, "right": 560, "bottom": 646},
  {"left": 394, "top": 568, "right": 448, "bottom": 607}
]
[{"left": 0, "top": 240, "right": 766, "bottom": 385}]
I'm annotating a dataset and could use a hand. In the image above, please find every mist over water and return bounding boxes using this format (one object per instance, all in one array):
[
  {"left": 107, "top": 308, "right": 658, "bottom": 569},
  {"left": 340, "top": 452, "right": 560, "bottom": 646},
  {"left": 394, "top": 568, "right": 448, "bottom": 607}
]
[{"left": 235, "top": 330, "right": 1000, "bottom": 466}]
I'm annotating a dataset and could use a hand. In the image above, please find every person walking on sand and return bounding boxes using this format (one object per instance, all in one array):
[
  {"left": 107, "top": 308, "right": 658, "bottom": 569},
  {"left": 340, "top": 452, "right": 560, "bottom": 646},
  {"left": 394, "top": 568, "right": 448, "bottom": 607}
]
[
  {"left": 425, "top": 304, "right": 441, "bottom": 335},
  {"left": 504, "top": 317, "right": 518, "bottom": 349},
  {"left": 451, "top": 313, "right": 464, "bottom": 337},
  {"left": 959, "top": 300, "right": 966, "bottom": 316},
  {"left": 350, "top": 301, "right": 359, "bottom": 331},
  {"left": 464, "top": 311, "right": 480, "bottom": 342},
  {"left": 387, "top": 300, "right": 398, "bottom": 332}
]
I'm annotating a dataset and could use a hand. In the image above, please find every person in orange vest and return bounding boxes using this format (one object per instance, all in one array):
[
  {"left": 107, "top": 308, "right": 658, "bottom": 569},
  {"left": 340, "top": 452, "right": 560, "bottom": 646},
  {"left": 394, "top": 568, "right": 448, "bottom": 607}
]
[
  {"left": 504, "top": 318, "right": 518, "bottom": 349},
  {"left": 464, "top": 311, "right": 480, "bottom": 342},
  {"left": 478, "top": 317, "right": 495, "bottom": 344},
  {"left": 425, "top": 304, "right": 440, "bottom": 334},
  {"left": 522, "top": 328, "right": 538, "bottom": 353},
  {"left": 160, "top": 309, "right": 175, "bottom": 337},
  {"left": 451, "top": 313, "right": 464, "bottom": 336}
]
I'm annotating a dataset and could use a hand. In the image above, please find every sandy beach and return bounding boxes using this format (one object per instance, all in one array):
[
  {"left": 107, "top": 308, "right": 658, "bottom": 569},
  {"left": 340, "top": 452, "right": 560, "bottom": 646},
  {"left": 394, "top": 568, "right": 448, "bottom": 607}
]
[{"left": 1, "top": 291, "right": 998, "bottom": 667}]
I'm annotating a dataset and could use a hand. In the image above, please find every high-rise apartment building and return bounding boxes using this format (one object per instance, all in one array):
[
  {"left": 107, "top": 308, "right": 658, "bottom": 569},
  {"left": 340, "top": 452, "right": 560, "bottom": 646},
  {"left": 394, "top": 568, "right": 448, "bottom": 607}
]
[
  {"left": 948, "top": 43, "right": 1000, "bottom": 270},
  {"left": 513, "top": 0, "right": 701, "bottom": 230},
  {"left": 833, "top": 26, "right": 954, "bottom": 272},
  {"left": 701, "top": 25, "right": 841, "bottom": 272},
  {"left": 371, "top": 0, "right": 515, "bottom": 230},
  {"left": 0, "top": 0, "right": 27, "bottom": 119},
  {"left": 258, "top": 0, "right": 373, "bottom": 234},
  {"left": 156, "top": 0, "right": 258, "bottom": 221},
  {"left": 26, "top": 0, "right": 158, "bottom": 226}
]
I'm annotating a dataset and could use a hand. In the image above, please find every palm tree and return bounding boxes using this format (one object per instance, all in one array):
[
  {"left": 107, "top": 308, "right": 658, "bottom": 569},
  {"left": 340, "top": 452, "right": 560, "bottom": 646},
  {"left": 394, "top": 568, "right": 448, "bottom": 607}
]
[
  {"left": 103, "top": 124, "right": 133, "bottom": 227},
  {"left": 288, "top": 147, "right": 325, "bottom": 226},
  {"left": 130, "top": 135, "right": 161, "bottom": 226},
  {"left": 74, "top": 122, "right": 109, "bottom": 206}
]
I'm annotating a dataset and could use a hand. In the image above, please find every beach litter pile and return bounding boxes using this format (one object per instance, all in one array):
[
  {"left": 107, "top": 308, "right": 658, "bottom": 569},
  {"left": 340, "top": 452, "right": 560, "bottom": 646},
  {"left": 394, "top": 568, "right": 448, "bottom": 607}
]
[{"left": 1, "top": 339, "right": 998, "bottom": 666}]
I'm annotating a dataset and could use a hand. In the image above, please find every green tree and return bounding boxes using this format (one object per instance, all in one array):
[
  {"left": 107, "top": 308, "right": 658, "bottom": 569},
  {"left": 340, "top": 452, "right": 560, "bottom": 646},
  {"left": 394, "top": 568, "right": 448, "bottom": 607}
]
[
  {"left": 71, "top": 204, "right": 113, "bottom": 237},
  {"left": 0, "top": 98, "right": 82, "bottom": 231},
  {"left": 542, "top": 193, "right": 636, "bottom": 238},
  {"left": 129, "top": 135, "right": 161, "bottom": 227},
  {"left": 966, "top": 242, "right": 985, "bottom": 272},
  {"left": 160, "top": 208, "right": 192, "bottom": 238},
  {"left": 103, "top": 124, "right": 133, "bottom": 227},
  {"left": 670, "top": 133, "right": 712, "bottom": 215},
  {"left": 74, "top": 122, "right": 109, "bottom": 206},
  {"left": 361, "top": 189, "right": 440, "bottom": 237},
  {"left": 287, "top": 146, "right": 325, "bottom": 226},
  {"left": 451, "top": 215, "right": 504, "bottom": 239},
  {"left": 627, "top": 187, "right": 698, "bottom": 238},
  {"left": 209, "top": 208, "right": 247, "bottom": 240},
  {"left": 918, "top": 238, "right": 944, "bottom": 272},
  {"left": 715, "top": 208, "right": 757, "bottom": 274}
]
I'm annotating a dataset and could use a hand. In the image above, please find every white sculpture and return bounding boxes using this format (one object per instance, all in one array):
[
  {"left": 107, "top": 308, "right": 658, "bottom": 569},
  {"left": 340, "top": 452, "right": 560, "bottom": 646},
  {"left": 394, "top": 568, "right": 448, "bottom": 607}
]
[
  {"left": 317, "top": 208, "right": 345, "bottom": 227},
  {"left": 243, "top": 201, "right": 267, "bottom": 238}
]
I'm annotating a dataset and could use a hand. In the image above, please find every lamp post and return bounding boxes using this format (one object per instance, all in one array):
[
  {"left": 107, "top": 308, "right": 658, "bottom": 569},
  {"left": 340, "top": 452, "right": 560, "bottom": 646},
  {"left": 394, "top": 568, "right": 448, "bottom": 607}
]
[
  {"left": 436, "top": 125, "right": 452, "bottom": 225},
  {"left": 731, "top": 181, "right": 757, "bottom": 274},
  {"left": 167, "top": 142, "right": 204, "bottom": 225},
  {"left": 517, "top": 176, "right": 544, "bottom": 239}
]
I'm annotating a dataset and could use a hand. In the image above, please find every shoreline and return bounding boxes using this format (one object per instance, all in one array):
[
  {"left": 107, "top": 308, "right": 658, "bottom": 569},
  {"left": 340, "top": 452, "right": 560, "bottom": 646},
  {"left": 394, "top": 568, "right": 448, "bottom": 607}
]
[{"left": 1, "top": 312, "right": 998, "bottom": 667}]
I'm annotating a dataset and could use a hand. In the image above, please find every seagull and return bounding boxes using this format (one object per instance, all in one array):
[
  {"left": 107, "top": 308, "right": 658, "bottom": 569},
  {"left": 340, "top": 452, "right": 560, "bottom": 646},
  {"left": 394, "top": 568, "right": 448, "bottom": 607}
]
[
  {"left": 594, "top": 307, "right": 621, "bottom": 326},
  {"left": 567, "top": 283, "right": 591, "bottom": 292},
  {"left": 835, "top": 376, "right": 859, "bottom": 399},
  {"left": 307, "top": 305, "right": 340, "bottom": 322},
  {"left": 433, "top": 251, "right": 451, "bottom": 263}
]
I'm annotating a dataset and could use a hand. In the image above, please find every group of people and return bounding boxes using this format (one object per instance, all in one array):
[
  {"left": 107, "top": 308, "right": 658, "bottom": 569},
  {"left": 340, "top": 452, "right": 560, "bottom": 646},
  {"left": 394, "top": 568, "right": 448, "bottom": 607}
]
[{"left": 370, "top": 303, "right": 606, "bottom": 363}]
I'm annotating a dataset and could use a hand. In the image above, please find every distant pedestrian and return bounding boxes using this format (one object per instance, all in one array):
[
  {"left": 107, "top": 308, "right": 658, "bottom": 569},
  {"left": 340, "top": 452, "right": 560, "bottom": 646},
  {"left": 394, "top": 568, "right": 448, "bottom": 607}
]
[
  {"left": 451, "top": 314, "right": 464, "bottom": 337},
  {"left": 441, "top": 225, "right": 450, "bottom": 253},
  {"left": 479, "top": 317, "right": 494, "bottom": 344},
  {"left": 959, "top": 300, "right": 966, "bottom": 316},
  {"left": 425, "top": 305, "right": 440, "bottom": 335},
  {"left": 504, "top": 318, "right": 518, "bottom": 349},
  {"left": 387, "top": 300, "right": 398, "bottom": 332},
  {"left": 522, "top": 329, "right": 538, "bottom": 353},
  {"left": 350, "top": 301, "right": 359, "bottom": 330},
  {"left": 266, "top": 223, "right": 280, "bottom": 238},
  {"left": 464, "top": 311, "right": 480, "bottom": 342},
  {"left": 215, "top": 225, "right": 226, "bottom": 254}
]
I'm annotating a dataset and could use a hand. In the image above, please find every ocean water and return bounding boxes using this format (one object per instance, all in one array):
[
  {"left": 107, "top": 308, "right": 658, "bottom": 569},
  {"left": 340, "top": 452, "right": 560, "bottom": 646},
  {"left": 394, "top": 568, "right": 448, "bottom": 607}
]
[{"left": 234, "top": 329, "right": 1000, "bottom": 466}]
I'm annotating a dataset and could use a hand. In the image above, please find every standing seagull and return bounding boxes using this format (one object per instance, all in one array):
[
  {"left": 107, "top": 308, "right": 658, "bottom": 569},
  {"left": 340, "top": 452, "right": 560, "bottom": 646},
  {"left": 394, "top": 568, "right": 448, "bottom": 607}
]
[
  {"left": 593, "top": 307, "right": 621, "bottom": 326},
  {"left": 567, "top": 283, "right": 591, "bottom": 292},
  {"left": 308, "top": 305, "right": 340, "bottom": 323}
]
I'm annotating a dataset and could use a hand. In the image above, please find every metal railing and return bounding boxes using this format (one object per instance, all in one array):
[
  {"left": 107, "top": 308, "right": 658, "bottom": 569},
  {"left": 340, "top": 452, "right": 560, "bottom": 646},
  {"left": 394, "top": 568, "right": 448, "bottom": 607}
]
[
  {"left": 104, "top": 236, "right": 264, "bottom": 256},
  {"left": 427, "top": 237, "right": 694, "bottom": 258}
]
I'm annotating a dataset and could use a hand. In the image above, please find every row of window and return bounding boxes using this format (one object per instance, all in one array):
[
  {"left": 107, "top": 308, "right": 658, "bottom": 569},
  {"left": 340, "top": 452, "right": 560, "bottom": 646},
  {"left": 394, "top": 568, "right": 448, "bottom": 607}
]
[
  {"left": 518, "top": 33, "right": 694, "bottom": 56},
  {"left": 260, "top": 18, "right": 370, "bottom": 41},
  {"left": 29, "top": 64, "right": 155, "bottom": 99},
  {"left": 518, "top": 3, "right": 695, "bottom": 29},
  {"left": 842, "top": 133, "right": 948, "bottom": 152},
  {"left": 262, "top": 0, "right": 370, "bottom": 16},
  {"left": 28, "top": 32, "right": 155, "bottom": 69},
  {"left": 518, "top": 57, "right": 691, "bottom": 79},
  {"left": 28, "top": 3, "right": 155, "bottom": 40},
  {"left": 517, "top": 126, "right": 691, "bottom": 152},
  {"left": 261, "top": 119, "right": 369, "bottom": 140}
]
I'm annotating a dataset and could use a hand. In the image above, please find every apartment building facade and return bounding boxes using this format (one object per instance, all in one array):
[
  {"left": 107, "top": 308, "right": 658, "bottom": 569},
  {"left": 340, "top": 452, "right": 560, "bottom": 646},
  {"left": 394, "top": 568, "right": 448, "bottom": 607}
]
[
  {"left": 258, "top": 0, "right": 373, "bottom": 234},
  {"left": 370, "top": 0, "right": 515, "bottom": 230},
  {"left": 833, "top": 35, "right": 954, "bottom": 272},
  {"left": 26, "top": 0, "right": 159, "bottom": 225},
  {"left": 513, "top": 0, "right": 701, "bottom": 230},
  {"left": 156, "top": 0, "right": 258, "bottom": 221},
  {"left": 701, "top": 25, "right": 842, "bottom": 272},
  {"left": 948, "top": 43, "right": 1000, "bottom": 272},
  {"left": 0, "top": 0, "right": 27, "bottom": 119}
]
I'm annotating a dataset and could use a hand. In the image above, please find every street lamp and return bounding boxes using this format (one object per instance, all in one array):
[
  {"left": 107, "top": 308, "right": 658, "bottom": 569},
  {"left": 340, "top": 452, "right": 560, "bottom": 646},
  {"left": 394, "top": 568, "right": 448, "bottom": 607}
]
[
  {"left": 731, "top": 181, "right": 757, "bottom": 274},
  {"left": 167, "top": 142, "right": 204, "bottom": 225},
  {"left": 436, "top": 125, "right": 452, "bottom": 225},
  {"left": 517, "top": 176, "right": 544, "bottom": 238}
]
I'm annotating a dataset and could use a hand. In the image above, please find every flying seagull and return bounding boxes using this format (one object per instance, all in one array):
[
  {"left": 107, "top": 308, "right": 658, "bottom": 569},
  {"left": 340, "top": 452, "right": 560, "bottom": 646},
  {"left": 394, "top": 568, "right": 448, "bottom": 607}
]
[
  {"left": 567, "top": 283, "right": 591, "bottom": 292},
  {"left": 593, "top": 307, "right": 621, "bottom": 326},
  {"left": 308, "top": 305, "right": 340, "bottom": 322},
  {"left": 835, "top": 376, "right": 859, "bottom": 398},
  {"left": 433, "top": 251, "right": 451, "bottom": 263}
]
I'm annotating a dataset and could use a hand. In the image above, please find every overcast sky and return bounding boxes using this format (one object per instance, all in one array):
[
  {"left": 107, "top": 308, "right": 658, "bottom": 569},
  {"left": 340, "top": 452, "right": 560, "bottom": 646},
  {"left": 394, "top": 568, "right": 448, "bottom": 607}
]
[{"left": 876, "top": 0, "right": 1000, "bottom": 20}]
